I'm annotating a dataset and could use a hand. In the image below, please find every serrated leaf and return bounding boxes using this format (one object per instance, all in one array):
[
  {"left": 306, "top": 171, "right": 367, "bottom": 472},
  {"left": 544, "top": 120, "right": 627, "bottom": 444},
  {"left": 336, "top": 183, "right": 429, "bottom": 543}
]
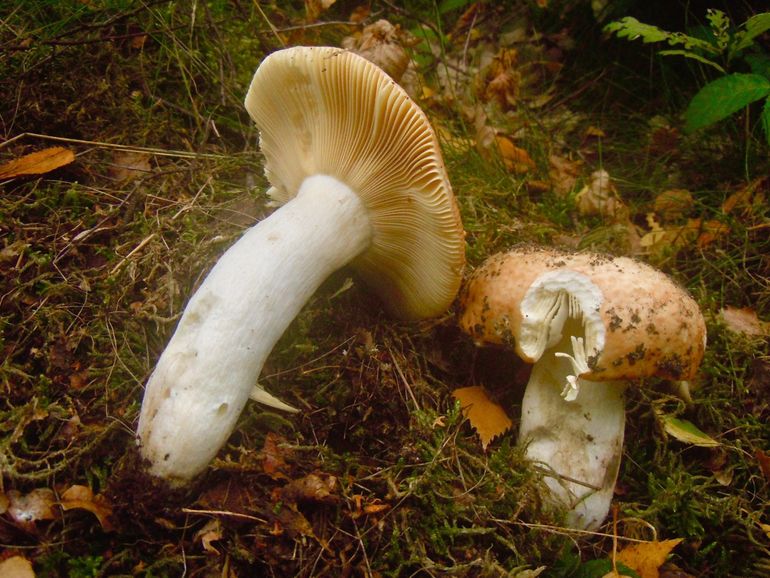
[
  {"left": 731, "top": 13, "right": 770, "bottom": 58},
  {"left": 453, "top": 386, "right": 512, "bottom": 449},
  {"left": 684, "top": 74, "right": 770, "bottom": 133},
  {"left": 657, "top": 49, "right": 724, "bottom": 73},
  {"left": 617, "top": 539, "right": 683, "bottom": 578},
  {"left": 604, "top": 17, "right": 670, "bottom": 43},
  {"left": 661, "top": 415, "right": 719, "bottom": 447}
]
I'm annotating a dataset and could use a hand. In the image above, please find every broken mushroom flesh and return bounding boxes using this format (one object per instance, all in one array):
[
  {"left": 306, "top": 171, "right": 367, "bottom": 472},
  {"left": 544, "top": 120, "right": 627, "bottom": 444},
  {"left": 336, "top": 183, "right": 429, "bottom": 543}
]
[
  {"left": 459, "top": 247, "right": 706, "bottom": 529},
  {"left": 137, "top": 47, "right": 465, "bottom": 485}
]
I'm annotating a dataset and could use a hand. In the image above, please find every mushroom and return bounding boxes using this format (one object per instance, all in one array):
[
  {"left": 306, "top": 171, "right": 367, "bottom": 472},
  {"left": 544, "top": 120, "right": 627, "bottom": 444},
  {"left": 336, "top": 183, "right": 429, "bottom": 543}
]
[
  {"left": 137, "top": 46, "right": 465, "bottom": 485},
  {"left": 459, "top": 246, "right": 706, "bottom": 529}
]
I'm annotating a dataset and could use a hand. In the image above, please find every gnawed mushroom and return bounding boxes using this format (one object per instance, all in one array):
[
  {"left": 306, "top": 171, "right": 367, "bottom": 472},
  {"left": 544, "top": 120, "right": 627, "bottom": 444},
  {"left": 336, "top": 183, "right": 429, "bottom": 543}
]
[
  {"left": 137, "top": 47, "right": 465, "bottom": 485},
  {"left": 459, "top": 246, "right": 706, "bottom": 529}
]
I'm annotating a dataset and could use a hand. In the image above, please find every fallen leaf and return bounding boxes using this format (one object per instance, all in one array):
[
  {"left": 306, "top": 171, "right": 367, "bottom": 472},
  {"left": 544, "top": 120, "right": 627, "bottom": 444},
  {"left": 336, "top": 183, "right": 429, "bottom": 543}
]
[
  {"left": 721, "top": 177, "right": 766, "bottom": 216},
  {"left": 549, "top": 154, "right": 582, "bottom": 197},
  {"left": 60, "top": 484, "right": 114, "bottom": 531},
  {"left": 575, "top": 170, "right": 628, "bottom": 220},
  {"left": 755, "top": 450, "right": 770, "bottom": 483},
  {"left": 0, "top": 147, "right": 75, "bottom": 179},
  {"left": 719, "top": 306, "right": 769, "bottom": 337},
  {"left": 495, "top": 136, "right": 535, "bottom": 174},
  {"left": 259, "top": 432, "right": 292, "bottom": 480},
  {"left": 659, "top": 414, "right": 719, "bottom": 447},
  {"left": 278, "top": 473, "right": 338, "bottom": 505},
  {"left": 0, "top": 556, "right": 35, "bottom": 578},
  {"left": 453, "top": 386, "right": 513, "bottom": 449},
  {"left": 195, "top": 518, "right": 223, "bottom": 555},
  {"left": 6, "top": 488, "right": 58, "bottom": 531},
  {"left": 653, "top": 189, "right": 693, "bottom": 222},
  {"left": 305, "top": 0, "right": 337, "bottom": 21},
  {"left": 108, "top": 151, "right": 151, "bottom": 182},
  {"left": 616, "top": 539, "right": 683, "bottom": 578},
  {"left": 342, "top": 19, "right": 413, "bottom": 84}
]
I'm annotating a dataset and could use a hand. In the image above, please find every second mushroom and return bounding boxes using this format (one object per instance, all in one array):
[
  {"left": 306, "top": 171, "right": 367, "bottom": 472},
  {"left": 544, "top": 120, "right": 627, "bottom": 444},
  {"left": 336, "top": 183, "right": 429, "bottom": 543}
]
[
  {"left": 136, "top": 46, "right": 465, "bottom": 485},
  {"left": 459, "top": 246, "right": 706, "bottom": 529}
]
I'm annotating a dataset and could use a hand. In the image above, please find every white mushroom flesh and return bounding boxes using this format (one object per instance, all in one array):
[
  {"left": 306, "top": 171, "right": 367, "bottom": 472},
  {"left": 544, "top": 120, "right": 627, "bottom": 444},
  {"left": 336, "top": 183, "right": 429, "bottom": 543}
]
[
  {"left": 518, "top": 271, "right": 625, "bottom": 530},
  {"left": 137, "top": 175, "right": 372, "bottom": 484}
]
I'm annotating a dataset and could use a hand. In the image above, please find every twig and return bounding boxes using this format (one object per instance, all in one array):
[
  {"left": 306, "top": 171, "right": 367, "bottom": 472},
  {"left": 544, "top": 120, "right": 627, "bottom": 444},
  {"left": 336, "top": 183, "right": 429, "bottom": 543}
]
[
  {"left": 0, "top": 132, "right": 227, "bottom": 160},
  {"left": 181, "top": 507, "right": 267, "bottom": 523}
]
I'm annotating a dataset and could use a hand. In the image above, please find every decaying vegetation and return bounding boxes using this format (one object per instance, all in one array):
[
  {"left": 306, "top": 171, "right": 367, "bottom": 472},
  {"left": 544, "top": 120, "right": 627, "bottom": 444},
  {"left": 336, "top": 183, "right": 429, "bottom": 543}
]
[{"left": 1, "top": 1, "right": 768, "bottom": 576}]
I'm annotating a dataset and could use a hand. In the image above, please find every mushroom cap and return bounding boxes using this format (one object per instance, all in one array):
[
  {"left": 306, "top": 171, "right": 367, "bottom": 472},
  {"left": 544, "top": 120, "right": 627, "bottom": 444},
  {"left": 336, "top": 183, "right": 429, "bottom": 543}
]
[
  {"left": 244, "top": 46, "right": 465, "bottom": 320},
  {"left": 459, "top": 246, "right": 706, "bottom": 381}
]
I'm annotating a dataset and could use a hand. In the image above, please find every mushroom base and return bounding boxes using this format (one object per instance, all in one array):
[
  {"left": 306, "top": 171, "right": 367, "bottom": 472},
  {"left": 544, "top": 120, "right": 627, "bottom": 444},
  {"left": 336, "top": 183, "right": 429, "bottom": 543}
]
[
  {"left": 137, "top": 175, "right": 372, "bottom": 484},
  {"left": 519, "top": 353, "right": 627, "bottom": 530}
]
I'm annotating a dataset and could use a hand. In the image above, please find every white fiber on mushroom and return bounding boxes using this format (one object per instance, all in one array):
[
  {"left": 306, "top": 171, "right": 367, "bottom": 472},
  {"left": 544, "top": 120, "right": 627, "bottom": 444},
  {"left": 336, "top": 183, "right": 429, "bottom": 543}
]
[
  {"left": 137, "top": 47, "right": 465, "bottom": 485},
  {"left": 459, "top": 246, "right": 706, "bottom": 529}
]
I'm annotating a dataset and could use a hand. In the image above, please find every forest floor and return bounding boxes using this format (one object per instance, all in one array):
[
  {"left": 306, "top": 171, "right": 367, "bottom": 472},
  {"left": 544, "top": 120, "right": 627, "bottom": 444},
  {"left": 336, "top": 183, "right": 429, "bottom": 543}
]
[{"left": 1, "top": 1, "right": 769, "bottom": 577}]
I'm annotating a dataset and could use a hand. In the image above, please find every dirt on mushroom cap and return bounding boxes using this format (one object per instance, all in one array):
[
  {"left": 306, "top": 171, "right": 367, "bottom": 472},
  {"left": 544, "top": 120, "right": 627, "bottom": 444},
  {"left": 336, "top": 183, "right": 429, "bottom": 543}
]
[{"left": 459, "top": 246, "right": 707, "bottom": 382}]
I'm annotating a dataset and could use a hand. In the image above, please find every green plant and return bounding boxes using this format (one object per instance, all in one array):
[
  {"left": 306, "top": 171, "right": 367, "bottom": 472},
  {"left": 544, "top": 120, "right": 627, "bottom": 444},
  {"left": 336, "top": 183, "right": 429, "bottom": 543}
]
[{"left": 605, "top": 10, "right": 770, "bottom": 143}]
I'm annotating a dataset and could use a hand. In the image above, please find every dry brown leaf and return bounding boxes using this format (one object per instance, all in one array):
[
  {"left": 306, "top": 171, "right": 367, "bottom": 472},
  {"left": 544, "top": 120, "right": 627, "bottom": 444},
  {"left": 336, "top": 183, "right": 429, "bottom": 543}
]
[
  {"left": 260, "top": 432, "right": 292, "bottom": 480},
  {"left": 6, "top": 488, "right": 58, "bottom": 531},
  {"left": 495, "top": 136, "right": 535, "bottom": 174},
  {"left": 109, "top": 151, "right": 151, "bottom": 182},
  {"left": 452, "top": 386, "right": 513, "bottom": 449},
  {"left": 0, "top": 147, "right": 75, "bottom": 179},
  {"left": 195, "top": 518, "right": 223, "bottom": 555},
  {"left": 305, "top": 0, "right": 336, "bottom": 21},
  {"left": 719, "top": 306, "right": 769, "bottom": 337},
  {"left": 278, "top": 473, "right": 338, "bottom": 505},
  {"left": 721, "top": 177, "right": 766, "bottom": 215},
  {"left": 342, "top": 20, "right": 412, "bottom": 84},
  {"left": 653, "top": 189, "right": 693, "bottom": 222},
  {"left": 0, "top": 556, "right": 35, "bottom": 578},
  {"left": 548, "top": 154, "right": 582, "bottom": 197},
  {"left": 575, "top": 170, "right": 628, "bottom": 220},
  {"left": 640, "top": 214, "right": 700, "bottom": 258},
  {"left": 755, "top": 450, "right": 770, "bottom": 483},
  {"left": 616, "top": 539, "right": 683, "bottom": 578},
  {"left": 60, "top": 484, "right": 114, "bottom": 531}
]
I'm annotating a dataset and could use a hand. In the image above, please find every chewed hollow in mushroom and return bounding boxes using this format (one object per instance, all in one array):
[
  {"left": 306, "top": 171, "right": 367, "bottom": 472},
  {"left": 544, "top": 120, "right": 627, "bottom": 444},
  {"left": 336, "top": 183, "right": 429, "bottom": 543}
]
[
  {"left": 459, "top": 246, "right": 706, "bottom": 530},
  {"left": 136, "top": 47, "right": 465, "bottom": 485}
]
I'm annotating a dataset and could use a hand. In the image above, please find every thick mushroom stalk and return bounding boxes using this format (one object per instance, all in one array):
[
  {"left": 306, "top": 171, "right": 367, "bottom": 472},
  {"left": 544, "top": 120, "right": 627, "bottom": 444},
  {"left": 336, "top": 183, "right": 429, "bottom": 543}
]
[
  {"left": 137, "top": 176, "right": 371, "bottom": 483},
  {"left": 520, "top": 320, "right": 627, "bottom": 530},
  {"left": 459, "top": 247, "right": 707, "bottom": 530},
  {"left": 136, "top": 47, "right": 465, "bottom": 484}
]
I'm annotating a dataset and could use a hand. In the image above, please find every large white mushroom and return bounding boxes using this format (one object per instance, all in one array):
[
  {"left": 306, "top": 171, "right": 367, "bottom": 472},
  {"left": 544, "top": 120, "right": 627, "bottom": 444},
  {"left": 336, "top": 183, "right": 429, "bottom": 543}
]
[
  {"left": 459, "top": 246, "right": 706, "bottom": 529},
  {"left": 137, "top": 47, "right": 465, "bottom": 485}
]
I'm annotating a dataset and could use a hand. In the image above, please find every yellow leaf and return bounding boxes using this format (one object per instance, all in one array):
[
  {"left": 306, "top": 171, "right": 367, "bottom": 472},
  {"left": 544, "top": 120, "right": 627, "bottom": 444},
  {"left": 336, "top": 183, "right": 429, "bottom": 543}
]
[
  {"left": 495, "top": 136, "right": 535, "bottom": 174},
  {"left": 616, "top": 539, "right": 683, "bottom": 578},
  {"left": 452, "top": 386, "right": 512, "bottom": 449},
  {"left": 0, "top": 147, "right": 75, "bottom": 179}
]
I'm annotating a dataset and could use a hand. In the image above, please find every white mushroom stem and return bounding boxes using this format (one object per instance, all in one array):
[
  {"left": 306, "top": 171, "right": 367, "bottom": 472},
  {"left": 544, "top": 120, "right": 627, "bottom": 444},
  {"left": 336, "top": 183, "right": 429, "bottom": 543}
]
[
  {"left": 137, "top": 174, "right": 372, "bottom": 484},
  {"left": 519, "top": 334, "right": 627, "bottom": 530}
]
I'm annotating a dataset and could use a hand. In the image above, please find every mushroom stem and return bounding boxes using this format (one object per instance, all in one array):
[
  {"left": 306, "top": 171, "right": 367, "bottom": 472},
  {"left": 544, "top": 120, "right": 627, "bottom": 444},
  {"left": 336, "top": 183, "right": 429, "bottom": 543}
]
[
  {"left": 519, "top": 344, "right": 627, "bottom": 530},
  {"left": 137, "top": 174, "right": 372, "bottom": 484}
]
